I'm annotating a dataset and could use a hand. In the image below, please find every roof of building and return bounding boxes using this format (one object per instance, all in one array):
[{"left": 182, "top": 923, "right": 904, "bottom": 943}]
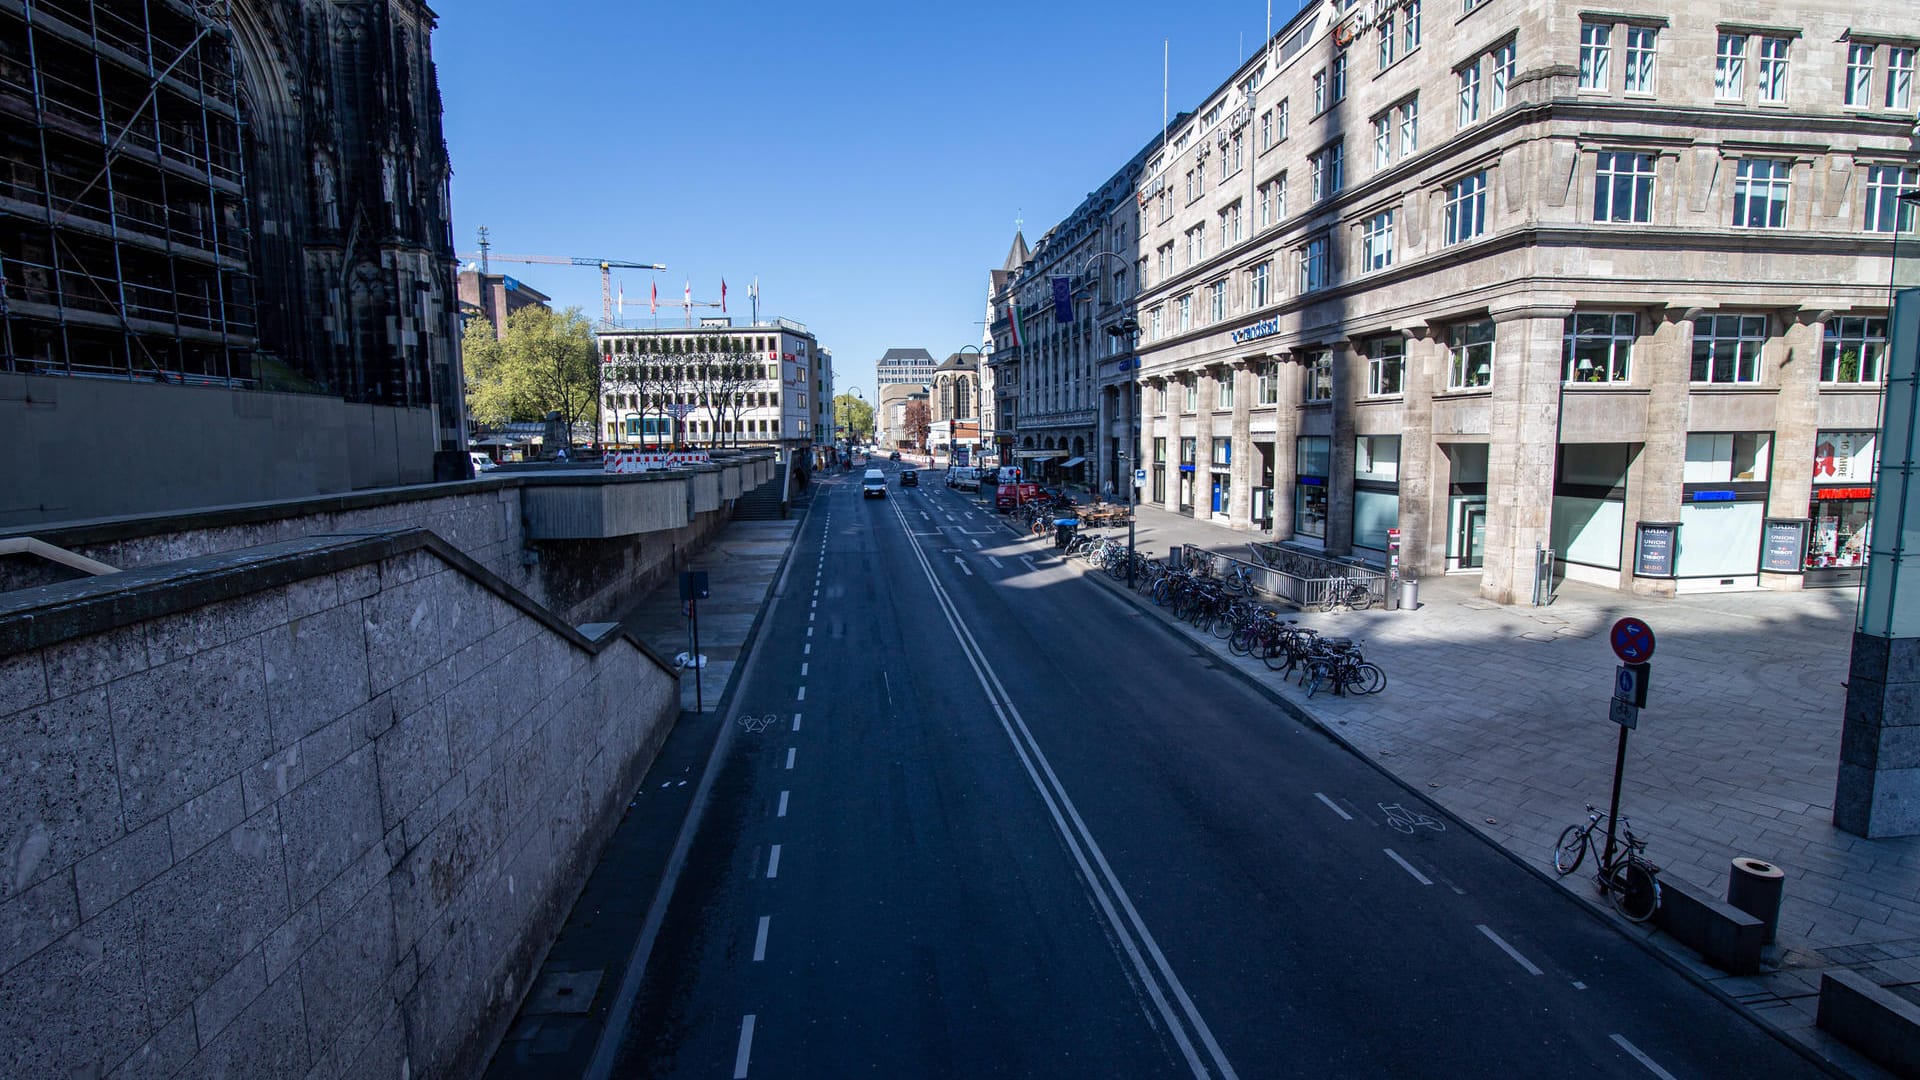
[
  {"left": 935, "top": 352, "right": 979, "bottom": 373},
  {"left": 1001, "top": 230, "right": 1030, "bottom": 273},
  {"left": 878, "top": 347, "right": 935, "bottom": 362}
]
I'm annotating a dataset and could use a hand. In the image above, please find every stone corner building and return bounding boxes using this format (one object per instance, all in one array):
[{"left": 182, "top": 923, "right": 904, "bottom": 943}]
[
  {"left": 1, "top": 0, "right": 465, "bottom": 525},
  {"left": 995, "top": 0, "right": 1916, "bottom": 604}
]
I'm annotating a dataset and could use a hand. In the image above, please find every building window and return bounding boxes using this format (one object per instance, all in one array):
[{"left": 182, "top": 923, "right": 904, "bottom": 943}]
[
  {"left": 1563, "top": 312, "right": 1635, "bottom": 383},
  {"left": 1159, "top": 243, "right": 1175, "bottom": 280},
  {"left": 1277, "top": 98, "right": 1290, "bottom": 140},
  {"left": 1594, "top": 151, "right": 1655, "bottom": 223},
  {"left": 1258, "top": 363, "right": 1278, "bottom": 405},
  {"left": 1151, "top": 307, "right": 1163, "bottom": 340},
  {"left": 1218, "top": 374, "right": 1235, "bottom": 409},
  {"left": 1295, "top": 436, "right": 1330, "bottom": 538},
  {"left": 1259, "top": 110, "right": 1273, "bottom": 151},
  {"left": 1445, "top": 171, "right": 1488, "bottom": 244},
  {"left": 1715, "top": 33, "right": 1746, "bottom": 100},
  {"left": 1691, "top": 314, "right": 1767, "bottom": 383},
  {"left": 1311, "top": 144, "right": 1342, "bottom": 201},
  {"left": 1187, "top": 226, "right": 1204, "bottom": 266},
  {"left": 1314, "top": 70, "right": 1328, "bottom": 113},
  {"left": 1250, "top": 262, "right": 1271, "bottom": 307},
  {"left": 1624, "top": 26, "right": 1657, "bottom": 93},
  {"left": 1846, "top": 44, "right": 1874, "bottom": 106},
  {"left": 1490, "top": 41, "right": 1516, "bottom": 111},
  {"left": 1212, "top": 436, "right": 1232, "bottom": 465},
  {"left": 1208, "top": 280, "right": 1227, "bottom": 322},
  {"left": 1448, "top": 321, "right": 1495, "bottom": 389},
  {"left": 1368, "top": 337, "right": 1405, "bottom": 396},
  {"left": 1184, "top": 381, "right": 1198, "bottom": 412},
  {"left": 1154, "top": 436, "right": 1167, "bottom": 462},
  {"left": 1579, "top": 23, "right": 1611, "bottom": 90},
  {"left": 1179, "top": 295, "right": 1193, "bottom": 331},
  {"left": 1373, "top": 114, "right": 1392, "bottom": 169},
  {"left": 1758, "top": 36, "right": 1789, "bottom": 103},
  {"left": 1381, "top": 12, "right": 1397, "bottom": 68},
  {"left": 1332, "top": 50, "right": 1349, "bottom": 103},
  {"left": 1404, "top": 0, "right": 1422, "bottom": 52},
  {"left": 1458, "top": 62, "right": 1482, "bottom": 125},
  {"left": 1306, "top": 351, "right": 1333, "bottom": 402},
  {"left": 1822, "top": 317, "right": 1888, "bottom": 384},
  {"left": 1867, "top": 165, "right": 1918, "bottom": 233},
  {"left": 1400, "top": 96, "right": 1420, "bottom": 156},
  {"left": 1299, "top": 235, "right": 1330, "bottom": 292},
  {"left": 1364, "top": 210, "right": 1395, "bottom": 271},
  {"left": 1732, "top": 158, "right": 1790, "bottom": 229},
  {"left": 1890, "top": 47, "right": 1915, "bottom": 109}
]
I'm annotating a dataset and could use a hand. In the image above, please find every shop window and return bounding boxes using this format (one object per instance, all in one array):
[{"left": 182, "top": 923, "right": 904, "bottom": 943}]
[
  {"left": 1181, "top": 437, "right": 1197, "bottom": 464},
  {"left": 1212, "top": 437, "right": 1232, "bottom": 466},
  {"left": 1691, "top": 314, "right": 1766, "bottom": 383},
  {"left": 1553, "top": 444, "right": 1630, "bottom": 569},
  {"left": 1683, "top": 432, "right": 1771, "bottom": 482},
  {"left": 1822, "top": 317, "right": 1888, "bottom": 383},
  {"left": 1295, "top": 435, "right": 1330, "bottom": 539},
  {"left": 1356, "top": 435, "right": 1400, "bottom": 481},
  {"left": 1563, "top": 312, "right": 1635, "bottom": 383},
  {"left": 1448, "top": 320, "right": 1495, "bottom": 389}
]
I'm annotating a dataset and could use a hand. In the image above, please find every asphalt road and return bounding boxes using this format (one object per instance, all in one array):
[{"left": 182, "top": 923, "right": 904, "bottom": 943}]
[{"left": 608, "top": 460, "right": 1823, "bottom": 1080}]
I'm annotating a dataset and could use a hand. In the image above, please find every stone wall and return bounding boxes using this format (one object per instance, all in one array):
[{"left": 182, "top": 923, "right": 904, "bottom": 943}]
[{"left": 0, "top": 530, "right": 679, "bottom": 1079}]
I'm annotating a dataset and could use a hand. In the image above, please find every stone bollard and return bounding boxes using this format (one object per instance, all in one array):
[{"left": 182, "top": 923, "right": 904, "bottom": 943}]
[{"left": 1727, "top": 857, "right": 1786, "bottom": 945}]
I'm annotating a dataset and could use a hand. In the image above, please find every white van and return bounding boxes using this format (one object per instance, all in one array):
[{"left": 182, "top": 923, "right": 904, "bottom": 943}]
[
  {"left": 862, "top": 468, "right": 887, "bottom": 498},
  {"left": 946, "top": 466, "right": 980, "bottom": 492}
]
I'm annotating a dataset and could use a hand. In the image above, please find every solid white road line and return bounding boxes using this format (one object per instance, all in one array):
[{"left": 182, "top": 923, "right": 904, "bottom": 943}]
[
  {"left": 883, "top": 493, "right": 1237, "bottom": 1080},
  {"left": 766, "top": 845, "right": 781, "bottom": 879},
  {"left": 753, "top": 916, "right": 770, "bottom": 962},
  {"left": 1476, "top": 924, "right": 1543, "bottom": 976},
  {"left": 1609, "top": 1035, "right": 1679, "bottom": 1080},
  {"left": 1314, "top": 793, "right": 1353, "bottom": 821},
  {"left": 1384, "top": 848, "right": 1433, "bottom": 886},
  {"left": 785, "top": 748, "right": 795, "bottom": 770},
  {"left": 732, "top": 1015, "right": 755, "bottom": 1079},
  {"left": 777, "top": 791, "right": 789, "bottom": 817}
]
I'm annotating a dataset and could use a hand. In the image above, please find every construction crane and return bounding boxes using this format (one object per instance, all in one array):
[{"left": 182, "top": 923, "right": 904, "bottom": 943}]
[{"left": 459, "top": 226, "right": 664, "bottom": 326}]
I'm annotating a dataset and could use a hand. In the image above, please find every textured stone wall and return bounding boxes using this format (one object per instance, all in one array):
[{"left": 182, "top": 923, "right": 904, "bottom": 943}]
[{"left": 0, "top": 541, "right": 677, "bottom": 1079}]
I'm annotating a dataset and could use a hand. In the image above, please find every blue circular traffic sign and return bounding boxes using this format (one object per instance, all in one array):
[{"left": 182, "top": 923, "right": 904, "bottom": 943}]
[{"left": 1610, "top": 618, "right": 1655, "bottom": 663}]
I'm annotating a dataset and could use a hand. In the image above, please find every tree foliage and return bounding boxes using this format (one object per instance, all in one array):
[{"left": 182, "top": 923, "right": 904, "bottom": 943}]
[
  {"left": 902, "top": 398, "right": 931, "bottom": 449},
  {"left": 462, "top": 307, "right": 599, "bottom": 440},
  {"left": 833, "top": 393, "right": 874, "bottom": 443}
]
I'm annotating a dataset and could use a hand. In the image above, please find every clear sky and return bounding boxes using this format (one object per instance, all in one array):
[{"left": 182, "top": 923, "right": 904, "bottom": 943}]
[{"left": 436, "top": 0, "right": 1304, "bottom": 398}]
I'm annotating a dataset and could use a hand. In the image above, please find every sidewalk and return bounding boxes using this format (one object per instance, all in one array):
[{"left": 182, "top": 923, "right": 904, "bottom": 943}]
[{"left": 1055, "top": 501, "right": 1920, "bottom": 1073}]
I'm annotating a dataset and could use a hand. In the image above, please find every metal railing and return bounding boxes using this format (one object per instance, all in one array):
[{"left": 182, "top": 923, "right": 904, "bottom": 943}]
[{"left": 1176, "top": 543, "right": 1388, "bottom": 611}]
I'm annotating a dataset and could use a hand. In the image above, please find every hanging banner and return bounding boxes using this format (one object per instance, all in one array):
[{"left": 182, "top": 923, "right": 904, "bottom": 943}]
[{"left": 1051, "top": 276, "right": 1074, "bottom": 324}]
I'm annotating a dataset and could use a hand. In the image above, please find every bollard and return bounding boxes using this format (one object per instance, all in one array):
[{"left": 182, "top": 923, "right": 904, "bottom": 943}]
[{"left": 1727, "top": 857, "right": 1786, "bottom": 945}]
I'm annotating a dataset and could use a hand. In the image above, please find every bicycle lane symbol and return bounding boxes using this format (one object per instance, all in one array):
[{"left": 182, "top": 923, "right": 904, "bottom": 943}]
[
  {"left": 1380, "top": 803, "right": 1446, "bottom": 835},
  {"left": 738, "top": 713, "right": 778, "bottom": 734}
]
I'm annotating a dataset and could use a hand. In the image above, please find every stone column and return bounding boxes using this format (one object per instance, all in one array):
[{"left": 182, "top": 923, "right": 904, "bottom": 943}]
[
  {"left": 1479, "top": 308, "right": 1571, "bottom": 604},
  {"left": 1398, "top": 328, "right": 1439, "bottom": 576},
  {"left": 1271, "top": 355, "right": 1300, "bottom": 542},
  {"left": 1194, "top": 367, "right": 1218, "bottom": 518},
  {"left": 1095, "top": 385, "right": 1114, "bottom": 495},
  {"left": 1230, "top": 361, "right": 1255, "bottom": 529},
  {"left": 1763, "top": 309, "right": 1824, "bottom": 592},
  {"left": 1627, "top": 308, "right": 1695, "bottom": 599},
  {"left": 1326, "top": 340, "right": 1357, "bottom": 556}
]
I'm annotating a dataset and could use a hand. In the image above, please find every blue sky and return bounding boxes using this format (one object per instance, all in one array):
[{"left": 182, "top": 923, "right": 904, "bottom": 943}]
[{"left": 436, "top": 0, "right": 1302, "bottom": 396}]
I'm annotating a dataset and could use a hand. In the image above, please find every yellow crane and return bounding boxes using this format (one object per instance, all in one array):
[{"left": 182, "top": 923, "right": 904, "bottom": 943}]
[{"left": 459, "top": 226, "right": 665, "bottom": 326}]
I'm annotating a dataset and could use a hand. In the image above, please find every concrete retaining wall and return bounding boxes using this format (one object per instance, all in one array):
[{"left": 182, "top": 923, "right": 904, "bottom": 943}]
[{"left": 0, "top": 530, "right": 679, "bottom": 1079}]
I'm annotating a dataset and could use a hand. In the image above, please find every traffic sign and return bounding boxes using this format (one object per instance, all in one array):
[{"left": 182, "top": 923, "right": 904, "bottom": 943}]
[
  {"left": 1609, "top": 698, "right": 1640, "bottom": 730},
  {"left": 1134, "top": 468, "right": 1146, "bottom": 484},
  {"left": 1614, "top": 663, "right": 1650, "bottom": 708},
  {"left": 1609, "top": 617, "right": 1656, "bottom": 663}
]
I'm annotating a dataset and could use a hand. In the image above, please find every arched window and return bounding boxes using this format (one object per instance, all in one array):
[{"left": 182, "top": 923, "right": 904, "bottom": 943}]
[{"left": 956, "top": 377, "right": 972, "bottom": 418}]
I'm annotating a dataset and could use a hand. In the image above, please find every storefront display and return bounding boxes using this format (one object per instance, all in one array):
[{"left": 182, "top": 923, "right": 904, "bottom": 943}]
[
  {"left": 1676, "top": 432, "right": 1771, "bottom": 588},
  {"left": 1295, "top": 436, "right": 1330, "bottom": 541},
  {"left": 1806, "top": 431, "right": 1876, "bottom": 585}
]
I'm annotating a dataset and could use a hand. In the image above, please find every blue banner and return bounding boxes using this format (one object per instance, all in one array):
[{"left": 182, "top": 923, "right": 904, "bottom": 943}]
[{"left": 1051, "top": 276, "right": 1073, "bottom": 324}]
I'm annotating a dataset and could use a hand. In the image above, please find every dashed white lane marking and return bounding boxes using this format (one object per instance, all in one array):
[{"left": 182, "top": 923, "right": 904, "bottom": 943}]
[
  {"left": 753, "top": 916, "right": 770, "bottom": 961},
  {"left": 988, "top": 556, "right": 1003, "bottom": 569},
  {"left": 970, "top": 538, "right": 982, "bottom": 548},
  {"left": 1572, "top": 980, "right": 1587, "bottom": 990},
  {"left": 920, "top": 511, "right": 929, "bottom": 520},
  {"left": 808, "top": 612, "right": 814, "bottom": 622},
  {"left": 804, "top": 643, "right": 811, "bottom": 655},
  {"left": 810, "top": 600, "right": 816, "bottom": 609},
  {"left": 766, "top": 845, "right": 782, "bottom": 878},
  {"left": 1384, "top": 848, "right": 1433, "bottom": 886},
  {"left": 1019, "top": 555, "right": 1037, "bottom": 569},
  {"left": 785, "top": 748, "right": 795, "bottom": 770},
  {"left": 1315, "top": 793, "right": 1353, "bottom": 820},
  {"left": 1609, "top": 1034, "right": 1679, "bottom": 1080},
  {"left": 1477, "top": 925, "right": 1543, "bottom": 976},
  {"left": 796, "top": 686, "right": 806, "bottom": 701},
  {"left": 792, "top": 713, "right": 801, "bottom": 731},
  {"left": 777, "top": 790, "right": 789, "bottom": 817},
  {"left": 732, "top": 1015, "right": 755, "bottom": 1079},
  {"left": 801, "top": 662, "right": 809, "bottom": 676}
]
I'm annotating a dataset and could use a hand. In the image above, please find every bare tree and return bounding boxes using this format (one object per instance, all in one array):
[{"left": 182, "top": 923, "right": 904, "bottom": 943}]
[{"left": 903, "top": 398, "right": 932, "bottom": 449}]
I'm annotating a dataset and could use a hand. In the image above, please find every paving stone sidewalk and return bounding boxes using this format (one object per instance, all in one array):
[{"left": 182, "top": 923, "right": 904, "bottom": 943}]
[{"left": 1048, "top": 500, "right": 1920, "bottom": 1072}]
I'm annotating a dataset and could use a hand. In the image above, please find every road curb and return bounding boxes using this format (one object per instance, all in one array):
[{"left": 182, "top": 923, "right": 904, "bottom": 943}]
[{"left": 1036, "top": 538, "right": 1860, "bottom": 1080}]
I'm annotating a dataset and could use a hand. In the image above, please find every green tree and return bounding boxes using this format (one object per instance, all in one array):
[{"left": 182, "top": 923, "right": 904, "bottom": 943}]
[
  {"left": 833, "top": 393, "right": 874, "bottom": 443},
  {"left": 462, "top": 306, "right": 600, "bottom": 442}
]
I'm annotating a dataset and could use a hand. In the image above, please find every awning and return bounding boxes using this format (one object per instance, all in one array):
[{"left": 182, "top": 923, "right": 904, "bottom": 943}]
[
  {"left": 1015, "top": 450, "right": 1056, "bottom": 459},
  {"left": 1060, "top": 456, "right": 1086, "bottom": 468}
]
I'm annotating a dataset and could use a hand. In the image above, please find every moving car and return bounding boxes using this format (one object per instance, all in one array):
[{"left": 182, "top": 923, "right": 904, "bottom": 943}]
[
  {"left": 946, "top": 466, "right": 980, "bottom": 492},
  {"left": 862, "top": 468, "right": 887, "bottom": 498},
  {"left": 900, "top": 469, "right": 919, "bottom": 487},
  {"left": 889, "top": 450, "right": 902, "bottom": 462}
]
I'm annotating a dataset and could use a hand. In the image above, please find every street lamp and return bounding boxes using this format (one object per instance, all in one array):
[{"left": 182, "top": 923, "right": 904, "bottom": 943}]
[
  {"left": 838, "top": 385, "right": 866, "bottom": 455},
  {"left": 1082, "top": 251, "right": 1144, "bottom": 587}
]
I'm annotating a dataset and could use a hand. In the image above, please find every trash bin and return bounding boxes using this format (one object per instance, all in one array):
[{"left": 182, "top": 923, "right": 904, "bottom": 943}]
[
  {"left": 1727, "top": 857, "right": 1785, "bottom": 944},
  {"left": 1399, "top": 575, "right": 1420, "bottom": 611},
  {"left": 1053, "top": 518, "right": 1078, "bottom": 550}
]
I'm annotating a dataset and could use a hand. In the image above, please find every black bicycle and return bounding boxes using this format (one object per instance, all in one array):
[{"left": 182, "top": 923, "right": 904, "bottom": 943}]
[{"left": 1552, "top": 804, "right": 1661, "bottom": 922}]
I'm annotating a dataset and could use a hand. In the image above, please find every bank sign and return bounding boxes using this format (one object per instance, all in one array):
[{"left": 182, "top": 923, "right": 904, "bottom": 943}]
[{"left": 1231, "top": 317, "right": 1281, "bottom": 345}]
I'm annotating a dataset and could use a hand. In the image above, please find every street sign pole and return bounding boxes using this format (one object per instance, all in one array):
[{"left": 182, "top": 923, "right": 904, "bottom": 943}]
[
  {"left": 1602, "top": 617, "right": 1656, "bottom": 866},
  {"left": 1604, "top": 722, "right": 1628, "bottom": 867}
]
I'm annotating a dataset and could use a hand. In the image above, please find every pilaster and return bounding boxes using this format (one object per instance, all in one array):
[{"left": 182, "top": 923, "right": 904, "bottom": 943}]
[
  {"left": 1479, "top": 307, "right": 1572, "bottom": 605},
  {"left": 1399, "top": 328, "right": 1439, "bottom": 576},
  {"left": 1628, "top": 308, "right": 1695, "bottom": 599}
]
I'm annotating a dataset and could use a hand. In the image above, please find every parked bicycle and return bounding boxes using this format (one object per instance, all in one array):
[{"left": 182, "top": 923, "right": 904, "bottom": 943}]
[
  {"left": 1318, "top": 575, "right": 1376, "bottom": 612},
  {"left": 1551, "top": 804, "right": 1662, "bottom": 922}
]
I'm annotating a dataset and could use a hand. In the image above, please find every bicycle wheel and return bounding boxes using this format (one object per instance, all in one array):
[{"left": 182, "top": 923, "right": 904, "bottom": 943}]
[
  {"left": 1228, "top": 627, "right": 1252, "bottom": 655},
  {"left": 1607, "top": 861, "right": 1660, "bottom": 922},
  {"left": 1210, "top": 612, "right": 1236, "bottom": 640},
  {"left": 1260, "top": 637, "right": 1290, "bottom": 671},
  {"left": 1349, "top": 584, "right": 1375, "bottom": 611},
  {"left": 1303, "top": 660, "right": 1331, "bottom": 698},
  {"left": 1350, "top": 662, "right": 1386, "bottom": 695},
  {"left": 1551, "top": 826, "right": 1588, "bottom": 875}
]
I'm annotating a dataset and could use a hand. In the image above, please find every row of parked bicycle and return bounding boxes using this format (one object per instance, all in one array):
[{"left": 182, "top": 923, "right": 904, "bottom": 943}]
[{"left": 1059, "top": 534, "right": 1388, "bottom": 698}]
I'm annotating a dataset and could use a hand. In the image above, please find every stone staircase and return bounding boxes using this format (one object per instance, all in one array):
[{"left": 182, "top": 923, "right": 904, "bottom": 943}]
[{"left": 732, "top": 475, "right": 788, "bottom": 521}]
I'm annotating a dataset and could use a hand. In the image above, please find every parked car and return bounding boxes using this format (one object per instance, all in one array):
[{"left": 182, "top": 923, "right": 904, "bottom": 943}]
[
  {"left": 862, "top": 468, "right": 887, "bottom": 498},
  {"left": 996, "top": 482, "right": 1041, "bottom": 512},
  {"left": 467, "top": 451, "right": 497, "bottom": 474},
  {"left": 900, "top": 468, "right": 919, "bottom": 487},
  {"left": 946, "top": 466, "right": 980, "bottom": 492}
]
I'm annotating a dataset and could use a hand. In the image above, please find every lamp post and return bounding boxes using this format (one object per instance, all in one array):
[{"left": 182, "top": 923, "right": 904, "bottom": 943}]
[
  {"left": 1082, "top": 251, "right": 1143, "bottom": 586},
  {"left": 838, "top": 386, "right": 866, "bottom": 459}
]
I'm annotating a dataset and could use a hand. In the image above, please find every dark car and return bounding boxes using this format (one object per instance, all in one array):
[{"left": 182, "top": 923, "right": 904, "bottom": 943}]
[
  {"left": 890, "top": 450, "right": 902, "bottom": 461},
  {"left": 900, "top": 469, "right": 919, "bottom": 486}
]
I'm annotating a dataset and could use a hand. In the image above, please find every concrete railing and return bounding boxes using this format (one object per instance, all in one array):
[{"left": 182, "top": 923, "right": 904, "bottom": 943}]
[{"left": 0, "top": 528, "right": 680, "bottom": 1080}]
